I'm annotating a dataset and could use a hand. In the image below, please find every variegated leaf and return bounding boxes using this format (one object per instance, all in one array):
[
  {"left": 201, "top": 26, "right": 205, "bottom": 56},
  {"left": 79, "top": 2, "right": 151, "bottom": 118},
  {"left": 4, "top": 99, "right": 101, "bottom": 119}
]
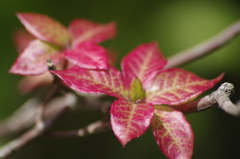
[
  {"left": 51, "top": 65, "right": 126, "bottom": 99},
  {"left": 121, "top": 42, "right": 167, "bottom": 88},
  {"left": 146, "top": 68, "right": 224, "bottom": 105},
  {"left": 152, "top": 109, "right": 193, "bottom": 159},
  {"left": 111, "top": 99, "right": 154, "bottom": 146}
]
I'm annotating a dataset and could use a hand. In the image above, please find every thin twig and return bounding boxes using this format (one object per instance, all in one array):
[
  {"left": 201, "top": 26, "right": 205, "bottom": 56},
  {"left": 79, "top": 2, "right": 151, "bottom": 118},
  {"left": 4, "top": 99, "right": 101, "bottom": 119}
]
[
  {"left": 165, "top": 20, "right": 240, "bottom": 68},
  {"left": 35, "top": 85, "right": 59, "bottom": 129},
  {"left": 46, "top": 121, "right": 111, "bottom": 138},
  {"left": 46, "top": 101, "right": 112, "bottom": 138}
]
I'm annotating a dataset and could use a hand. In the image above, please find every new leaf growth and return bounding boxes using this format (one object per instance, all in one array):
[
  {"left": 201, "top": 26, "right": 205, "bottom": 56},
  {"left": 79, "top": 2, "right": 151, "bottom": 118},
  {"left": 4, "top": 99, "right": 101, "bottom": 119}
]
[
  {"left": 9, "top": 12, "right": 224, "bottom": 159},
  {"left": 51, "top": 42, "right": 223, "bottom": 159}
]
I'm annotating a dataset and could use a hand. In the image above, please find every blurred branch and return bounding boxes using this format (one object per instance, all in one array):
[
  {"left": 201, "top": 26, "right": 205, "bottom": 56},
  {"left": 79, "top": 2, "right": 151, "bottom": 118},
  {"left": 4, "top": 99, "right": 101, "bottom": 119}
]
[
  {"left": 0, "top": 98, "right": 38, "bottom": 137},
  {"left": 35, "top": 85, "right": 59, "bottom": 133},
  {"left": 0, "top": 91, "right": 109, "bottom": 138},
  {"left": 0, "top": 93, "right": 77, "bottom": 159},
  {"left": 0, "top": 92, "right": 78, "bottom": 138},
  {"left": 174, "top": 82, "right": 240, "bottom": 117},
  {"left": 166, "top": 20, "right": 240, "bottom": 68},
  {"left": 46, "top": 121, "right": 111, "bottom": 138}
]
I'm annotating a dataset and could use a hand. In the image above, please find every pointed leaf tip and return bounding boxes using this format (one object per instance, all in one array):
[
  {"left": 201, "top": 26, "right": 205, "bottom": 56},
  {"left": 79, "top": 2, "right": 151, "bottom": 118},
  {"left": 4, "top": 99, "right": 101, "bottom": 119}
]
[
  {"left": 152, "top": 110, "right": 194, "bottom": 159},
  {"left": 121, "top": 42, "right": 167, "bottom": 89},
  {"left": 17, "top": 12, "right": 71, "bottom": 46},
  {"left": 146, "top": 68, "right": 224, "bottom": 105},
  {"left": 111, "top": 100, "right": 154, "bottom": 146},
  {"left": 64, "top": 42, "right": 108, "bottom": 70},
  {"left": 51, "top": 65, "right": 126, "bottom": 99}
]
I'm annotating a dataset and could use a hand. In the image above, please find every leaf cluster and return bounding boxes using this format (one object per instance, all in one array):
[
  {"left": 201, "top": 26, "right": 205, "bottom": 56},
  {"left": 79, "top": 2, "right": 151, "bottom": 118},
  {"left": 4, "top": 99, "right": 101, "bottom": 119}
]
[{"left": 9, "top": 13, "right": 223, "bottom": 159}]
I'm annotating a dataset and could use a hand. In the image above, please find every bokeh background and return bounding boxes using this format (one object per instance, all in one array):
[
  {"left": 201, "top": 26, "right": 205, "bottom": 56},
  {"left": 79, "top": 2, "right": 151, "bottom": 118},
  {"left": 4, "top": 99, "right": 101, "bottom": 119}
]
[{"left": 1, "top": 0, "right": 240, "bottom": 158}]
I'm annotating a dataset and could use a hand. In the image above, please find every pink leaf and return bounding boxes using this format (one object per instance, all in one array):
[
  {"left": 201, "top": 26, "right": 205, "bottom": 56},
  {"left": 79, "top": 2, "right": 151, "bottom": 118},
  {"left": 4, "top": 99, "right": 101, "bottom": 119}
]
[
  {"left": 9, "top": 40, "right": 63, "bottom": 75},
  {"left": 121, "top": 42, "right": 167, "bottom": 88},
  {"left": 111, "top": 99, "right": 154, "bottom": 146},
  {"left": 152, "top": 110, "right": 193, "bottom": 159},
  {"left": 51, "top": 65, "right": 127, "bottom": 99},
  {"left": 146, "top": 68, "right": 224, "bottom": 105},
  {"left": 68, "top": 19, "right": 116, "bottom": 47},
  {"left": 17, "top": 12, "right": 71, "bottom": 47},
  {"left": 64, "top": 42, "right": 108, "bottom": 70},
  {"left": 12, "top": 29, "right": 35, "bottom": 53}
]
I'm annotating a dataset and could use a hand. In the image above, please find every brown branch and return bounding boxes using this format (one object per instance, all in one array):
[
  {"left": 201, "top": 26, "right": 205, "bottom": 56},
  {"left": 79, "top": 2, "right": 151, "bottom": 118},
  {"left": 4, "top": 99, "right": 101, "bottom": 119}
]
[
  {"left": 35, "top": 85, "right": 59, "bottom": 131},
  {"left": 42, "top": 82, "right": 240, "bottom": 139},
  {"left": 0, "top": 93, "right": 77, "bottom": 158},
  {"left": 165, "top": 20, "right": 240, "bottom": 68},
  {"left": 0, "top": 93, "right": 104, "bottom": 138},
  {"left": 174, "top": 82, "right": 240, "bottom": 117},
  {"left": 46, "top": 121, "right": 111, "bottom": 138},
  {"left": 0, "top": 93, "right": 76, "bottom": 138},
  {"left": 0, "top": 107, "right": 69, "bottom": 159}
]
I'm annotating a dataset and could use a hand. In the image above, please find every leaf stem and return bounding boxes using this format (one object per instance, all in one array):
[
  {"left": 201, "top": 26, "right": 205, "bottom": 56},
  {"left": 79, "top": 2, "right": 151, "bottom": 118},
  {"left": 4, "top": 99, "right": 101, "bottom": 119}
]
[
  {"left": 35, "top": 85, "right": 59, "bottom": 130},
  {"left": 46, "top": 121, "right": 111, "bottom": 138}
]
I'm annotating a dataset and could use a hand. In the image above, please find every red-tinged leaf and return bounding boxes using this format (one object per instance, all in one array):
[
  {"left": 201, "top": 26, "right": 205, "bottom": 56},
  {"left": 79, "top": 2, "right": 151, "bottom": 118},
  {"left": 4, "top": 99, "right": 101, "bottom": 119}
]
[
  {"left": 51, "top": 65, "right": 127, "bottom": 99},
  {"left": 152, "top": 109, "right": 193, "bottom": 159},
  {"left": 129, "top": 78, "right": 145, "bottom": 102},
  {"left": 121, "top": 42, "right": 167, "bottom": 88},
  {"left": 17, "top": 12, "right": 71, "bottom": 47},
  {"left": 12, "top": 29, "right": 35, "bottom": 53},
  {"left": 146, "top": 68, "right": 224, "bottom": 105},
  {"left": 68, "top": 19, "right": 116, "bottom": 47},
  {"left": 9, "top": 40, "right": 63, "bottom": 75},
  {"left": 64, "top": 42, "right": 108, "bottom": 70},
  {"left": 110, "top": 99, "right": 154, "bottom": 146}
]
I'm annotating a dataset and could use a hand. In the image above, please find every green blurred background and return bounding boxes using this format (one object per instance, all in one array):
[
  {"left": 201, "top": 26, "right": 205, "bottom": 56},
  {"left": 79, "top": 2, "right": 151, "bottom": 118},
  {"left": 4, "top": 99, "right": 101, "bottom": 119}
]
[{"left": 1, "top": 0, "right": 240, "bottom": 158}]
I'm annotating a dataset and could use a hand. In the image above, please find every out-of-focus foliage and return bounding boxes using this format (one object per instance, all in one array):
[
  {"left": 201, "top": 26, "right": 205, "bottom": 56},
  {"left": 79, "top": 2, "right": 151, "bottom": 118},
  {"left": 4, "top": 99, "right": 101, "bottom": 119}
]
[{"left": 0, "top": 0, "right": 240, "bottom": 159}]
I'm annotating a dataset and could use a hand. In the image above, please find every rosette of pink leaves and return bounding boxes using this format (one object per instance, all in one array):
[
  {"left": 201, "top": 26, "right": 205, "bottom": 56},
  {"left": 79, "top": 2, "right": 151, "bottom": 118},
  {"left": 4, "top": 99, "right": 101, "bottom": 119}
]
[
  {"left": 51, "top": 42, "right": 223, "bottom": 159},
  {"left": 9, "top": 12, "right": 116, "bottom": 76}
]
